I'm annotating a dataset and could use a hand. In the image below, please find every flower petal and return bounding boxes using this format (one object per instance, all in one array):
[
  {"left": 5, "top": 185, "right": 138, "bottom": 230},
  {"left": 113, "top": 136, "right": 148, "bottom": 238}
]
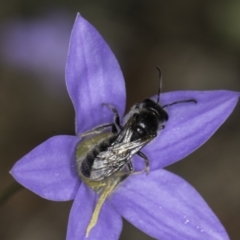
[
  {"left": 66, "top": 14, "right": 126, "bottom": 135},
  {"left": 66, "top": 183, "right": 122, "bottom": 240},
  {"left": 137, "top": 90, "right": 239, "bottom": 170},
  {"left": 111, "top": 169, "right": 229, "bottom": 240},
  {"left": 10, "top": 136, "right": 80, "bottom": 201}
]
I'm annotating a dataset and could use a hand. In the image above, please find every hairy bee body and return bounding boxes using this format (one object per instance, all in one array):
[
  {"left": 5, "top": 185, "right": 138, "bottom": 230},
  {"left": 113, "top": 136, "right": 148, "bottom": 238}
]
[
  {"left": 77, "top": 134, "right": 118, "bottom": 181},
  {"left": 76, "top": 69, "right": 196, "bottom": 182},
  {"left": 76, "top": 99, "right": 168, "bottom": 181}
]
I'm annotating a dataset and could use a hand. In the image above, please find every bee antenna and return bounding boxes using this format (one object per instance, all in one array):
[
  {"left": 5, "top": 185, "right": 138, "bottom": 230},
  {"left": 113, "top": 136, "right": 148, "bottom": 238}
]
[{"left": 156, "top": 67, "right": 162, "bottom": 104}]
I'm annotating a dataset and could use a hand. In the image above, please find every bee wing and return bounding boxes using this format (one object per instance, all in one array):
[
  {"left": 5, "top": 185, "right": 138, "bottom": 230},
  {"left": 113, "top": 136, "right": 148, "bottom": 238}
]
[
  {"left": 90, "top": 149, "right": 128, "bottom": 179},
  {"left": 89, "top": 112, "right": 156, "bottom": 181},
  {"left": 115, "top": 116, "right": 136, "bottom": 143},
  {"left": 90, "top": 135, "right": 155, "bottom": 180},
  {"left": 111, "top": 136, "right": 154, "bottom": 155}
]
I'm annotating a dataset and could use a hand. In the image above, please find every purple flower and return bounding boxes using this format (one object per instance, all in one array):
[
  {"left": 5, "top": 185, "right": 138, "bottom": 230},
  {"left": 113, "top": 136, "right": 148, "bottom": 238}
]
[
  {"left": 0, "top": 12, "right": 71, "bottom": 77},
  {"left": 10, "top": 13, "right": 239, "bottom": 240}
]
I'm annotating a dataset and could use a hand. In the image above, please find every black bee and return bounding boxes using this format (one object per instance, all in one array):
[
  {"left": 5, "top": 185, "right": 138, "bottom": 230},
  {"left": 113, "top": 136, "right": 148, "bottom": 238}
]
[{"left": 76, "top": 68, "right": 196, "bottom": 182}]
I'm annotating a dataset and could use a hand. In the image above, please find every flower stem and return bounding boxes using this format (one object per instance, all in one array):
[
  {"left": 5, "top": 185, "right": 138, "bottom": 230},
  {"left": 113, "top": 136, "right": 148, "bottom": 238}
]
[{"left": 0, "top": 182, "right": 22, "bottom": 207}]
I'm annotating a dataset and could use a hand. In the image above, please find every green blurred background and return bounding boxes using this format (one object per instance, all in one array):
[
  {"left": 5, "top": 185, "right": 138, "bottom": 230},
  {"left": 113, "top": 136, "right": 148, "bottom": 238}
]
[{"left": 0, "top": 0, "right": 240, "bottom": 239}]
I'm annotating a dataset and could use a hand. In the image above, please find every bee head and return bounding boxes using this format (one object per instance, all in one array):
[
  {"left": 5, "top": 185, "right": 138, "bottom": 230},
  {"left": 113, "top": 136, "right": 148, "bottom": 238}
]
[
  {"left": 129, "top": 99, "right": 168, "bottom": 141},
  {"left": 140, "top": 67, "right": 168, "bottom": 124},
  {"left": 141, "top": 99, "right": 168, "bottom": 123}
]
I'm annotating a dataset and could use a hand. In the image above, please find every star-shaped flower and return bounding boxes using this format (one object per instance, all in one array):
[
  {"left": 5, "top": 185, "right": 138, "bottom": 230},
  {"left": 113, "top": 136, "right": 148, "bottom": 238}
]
[{"left": 10, "top": 13, "right": 239, "bottom": 240}]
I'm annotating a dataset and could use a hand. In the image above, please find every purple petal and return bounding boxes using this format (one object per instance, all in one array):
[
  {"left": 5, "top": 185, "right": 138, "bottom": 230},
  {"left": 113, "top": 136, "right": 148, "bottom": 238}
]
[
  {"left": 0, "top": 13, "right": 71, "bottom": 77},
  {"left": 67, "top": 183, "right": 122, "bottom": 240},
  {"left": 137, "top": 90, "right": 239, "bottom": 170},
  {"left": 111, "top": 169, "right": 229, "bottom": 240},
  {"left": 10, "top": 136, "right": 81, "bottom": 201},
  {"left": 66, "top": 14, "right": 126, "bottom": 135}
]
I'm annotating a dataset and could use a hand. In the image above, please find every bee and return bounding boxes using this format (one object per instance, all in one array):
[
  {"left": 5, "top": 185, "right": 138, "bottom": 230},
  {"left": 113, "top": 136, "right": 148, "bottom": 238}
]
[{"left": 76, "top": 68, "right": 197, "bottom": 183}]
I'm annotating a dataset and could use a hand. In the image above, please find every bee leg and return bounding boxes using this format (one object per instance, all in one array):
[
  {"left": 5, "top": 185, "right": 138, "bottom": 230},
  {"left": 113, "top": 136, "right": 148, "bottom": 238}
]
[
  {"left": 81, "top": 104, "right": 122, "bottom": 137},
  {"left": 136, "top": 151, "right": 150, "bottom": 174},
  {"left": 80, "top": 123, "right": 113, "bottom": 137},
  {"left": 113, "top": 161, "right": 133, "bottom": 179},
  {"left": 127, "top": 152, "right": 150, "bottom": 176},
  {"left": 111, "top": 123, "right": 118, "bottom": 134},
  {"left": 102, "top": 103, "right": 123, "bottom": 131},
  {"left": 127, "top": 161, "right": 134, "bottom": 173},
  {"left": 162, "top": 99, "right": 197, "bottom": 108}
]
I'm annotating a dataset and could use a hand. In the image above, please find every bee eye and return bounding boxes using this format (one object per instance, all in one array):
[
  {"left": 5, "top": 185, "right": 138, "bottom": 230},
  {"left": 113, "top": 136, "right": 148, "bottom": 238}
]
[{"left": 136, "top": 126, "right": 146, "bottom": 136}]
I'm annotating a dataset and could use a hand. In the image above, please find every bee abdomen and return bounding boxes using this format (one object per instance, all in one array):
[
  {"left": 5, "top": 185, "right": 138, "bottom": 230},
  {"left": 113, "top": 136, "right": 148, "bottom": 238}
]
[
  {"left": 80, "top": 153, "right": 95, "bottom": 178},
  {"left": 80, "top": 135, "right": 118, "bottom": 179}
]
